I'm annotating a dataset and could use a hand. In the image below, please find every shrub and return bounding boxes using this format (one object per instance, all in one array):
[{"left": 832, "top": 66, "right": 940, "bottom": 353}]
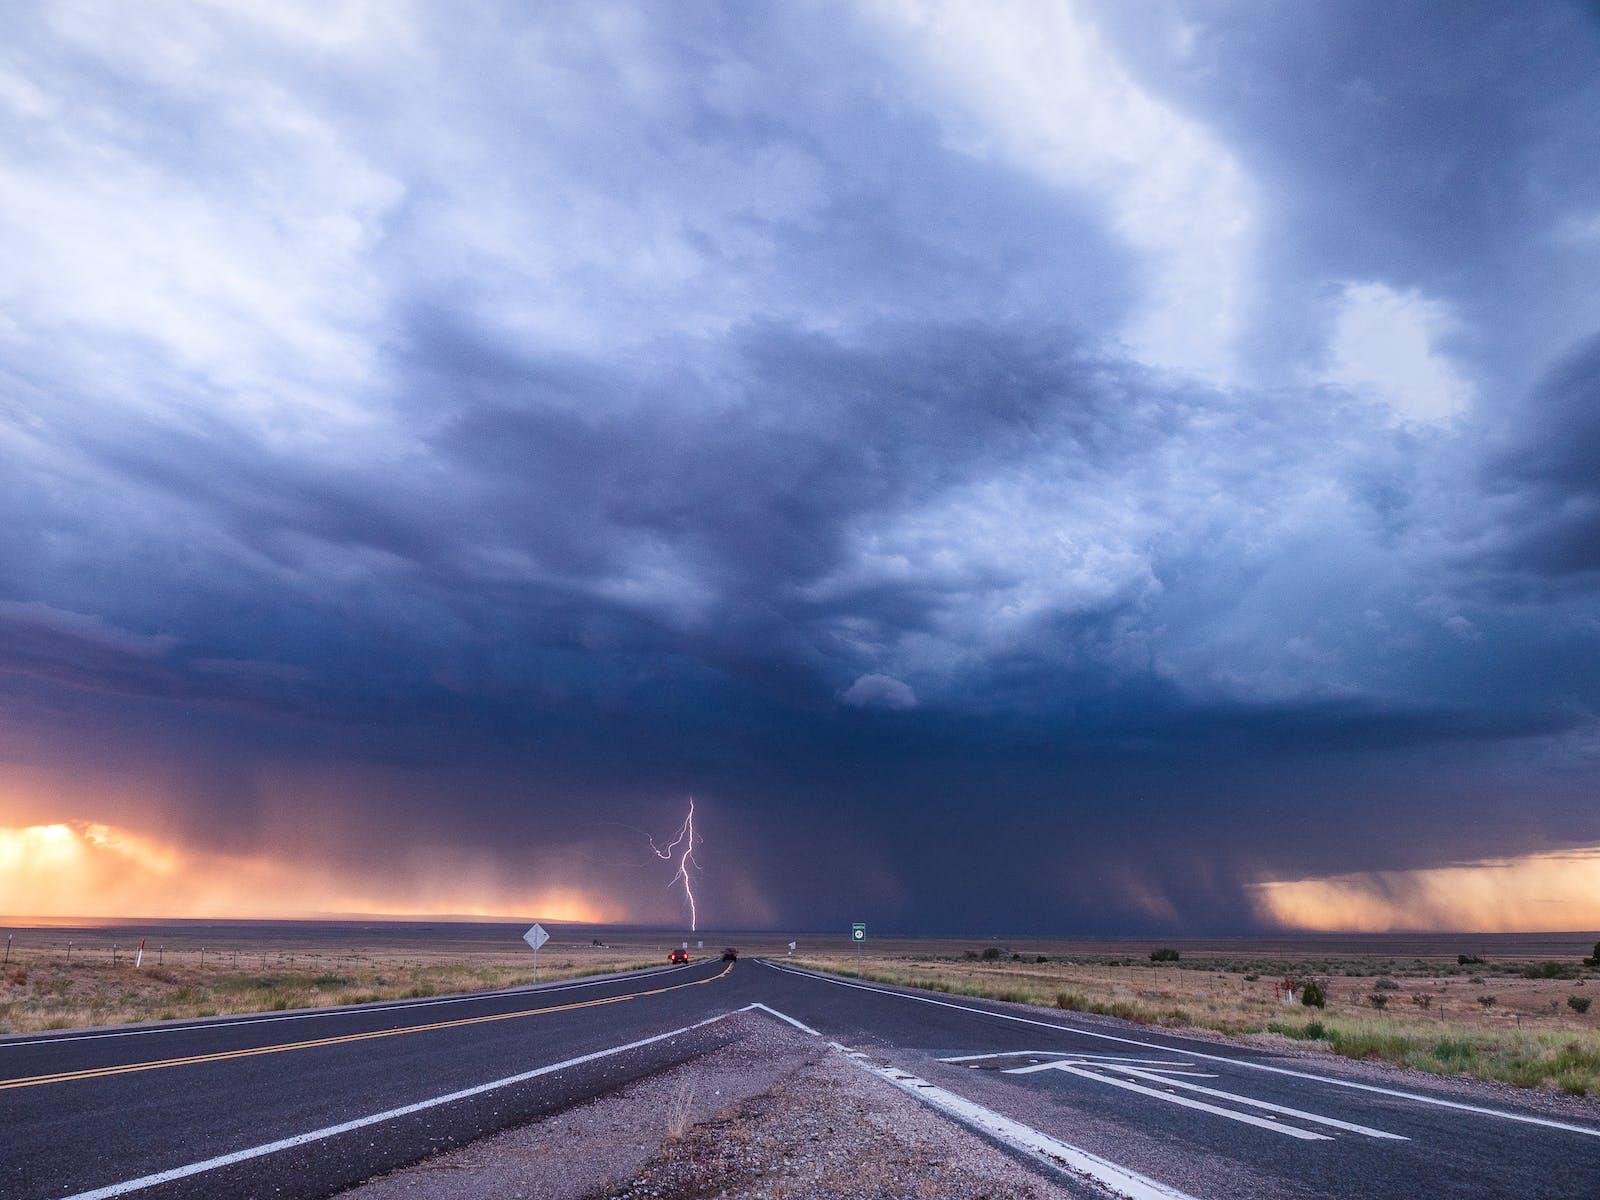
[
  {"left": 1523, "top": 961, "right": 1579, "bottom": 980},
  {"left": 1267, "top": 1020, "right": 1325, "bottom": 1040},
  {"left": 979, "top": 947, "right": 1002, "bottom": 961},
  {"left": 1458, "top": 954, "right": 1484, "bottom": 966},
  {"left": 1584, "top": 941, "right": 1599, "bottom": 968},
  {"left": 1149, "top": 947, "right": 1180, "bottom": 963},
  {"left": 1368, "top": 993, "right": 1390, "bottom": 1010},
  {"left": 1477, "top": 995, "right": 1497, "bottom": 1009},
  {"left": 1244, "top": 973, "right": 1260, "bottom": 981},
  {"left": 1035, "top": 955, "right": 1049, "bottom": 963},
  {"left": 1411, "top": 994, "right": 1432, "bottom": 1009},
  {"left": 1570, "top": 996, "right": 1593, "bottom": 1014},
  {"left": 1374, "top": 976, "right": 1400, "bottom": 991},
  {"left": 1300, "top": 980, "right": 1327, "bottom": 1008}
]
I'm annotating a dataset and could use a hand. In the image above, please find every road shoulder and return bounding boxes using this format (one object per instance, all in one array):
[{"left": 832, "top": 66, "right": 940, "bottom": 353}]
[{"left": 340, "top": 1014, "right": 1077, "bottom": 1200}]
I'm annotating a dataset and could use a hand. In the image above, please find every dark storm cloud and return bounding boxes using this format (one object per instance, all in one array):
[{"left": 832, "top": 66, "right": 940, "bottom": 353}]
[
  {"left": 1487, "top": 335, "right": 1600, "bottom": 578},
  {"left": 2, "top": 2, "right": 1599, "bottom": 930}
]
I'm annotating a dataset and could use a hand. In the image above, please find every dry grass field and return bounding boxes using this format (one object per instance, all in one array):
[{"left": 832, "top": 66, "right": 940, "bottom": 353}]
[
  {"left": 792, "top": 932, "right": 1600, "bottom": 1098},
  {"left": 0, "top": 921, "right": 682, "bottom": 1034},
  {"left": 5, "top": 922, "right": 1599, "bottom": 1099}
]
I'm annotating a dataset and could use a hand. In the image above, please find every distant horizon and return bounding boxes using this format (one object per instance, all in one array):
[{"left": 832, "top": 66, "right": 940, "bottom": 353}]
[
  {"left": 4, "top": 913, "right": 1598, "bottom": 943},
  {"left": 4, "top": 5, "right": 1599, "bottom": 935}
]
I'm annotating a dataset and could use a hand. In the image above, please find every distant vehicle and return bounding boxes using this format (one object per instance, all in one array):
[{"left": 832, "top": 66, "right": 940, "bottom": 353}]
[
  {"left": 669, "top": 948, "right": 689, "bottom": 964},
  {"left": 721, "top": 947, "right": 738, "bottom": 961}
]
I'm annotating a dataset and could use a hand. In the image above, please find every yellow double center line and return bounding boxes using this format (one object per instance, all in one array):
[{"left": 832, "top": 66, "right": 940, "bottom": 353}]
[{"left": 1, "top": 962, "right": 734, "bottom": 1092}]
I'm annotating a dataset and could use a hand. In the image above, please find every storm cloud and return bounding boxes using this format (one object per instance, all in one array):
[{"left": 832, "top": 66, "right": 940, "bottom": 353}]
[{"left": 2, "top": 1, "right": 1599, "bottom": 931}]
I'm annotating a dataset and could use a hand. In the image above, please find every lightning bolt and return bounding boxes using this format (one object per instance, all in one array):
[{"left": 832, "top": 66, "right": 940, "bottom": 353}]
[{"left": 648, "top": 797, "right": 700, "bottom": 931}]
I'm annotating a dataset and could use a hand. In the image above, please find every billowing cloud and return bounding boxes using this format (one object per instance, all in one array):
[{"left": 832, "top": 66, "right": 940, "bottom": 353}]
[
  {"left": 841, "top": 674, "right": 919, "bottom": 711},
  {"left": 1, "top": 2, "right": 1598, "bottom": 931},
  {"left": 1323, "top": 282, "right": 1474, "bottom": 423}
]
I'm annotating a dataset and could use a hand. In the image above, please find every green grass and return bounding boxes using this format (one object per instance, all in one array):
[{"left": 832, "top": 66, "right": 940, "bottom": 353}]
[
  {"left": 804, "top": 959, "right": 1600, "bottom": 1097},
  {"left": 1223, "top": 1016, "right": 1600, "bottom": 1096}
]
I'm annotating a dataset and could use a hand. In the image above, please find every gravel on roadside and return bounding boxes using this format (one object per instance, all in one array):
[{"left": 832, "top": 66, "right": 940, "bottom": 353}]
[{"left": 339, "top": 1015, "right": 1078, "bottom": 1200}]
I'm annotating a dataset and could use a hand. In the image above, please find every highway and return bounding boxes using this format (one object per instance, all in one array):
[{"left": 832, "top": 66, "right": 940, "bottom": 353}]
[{"left": 4, "top": 958, "right": 1599, "bottom": 1199}]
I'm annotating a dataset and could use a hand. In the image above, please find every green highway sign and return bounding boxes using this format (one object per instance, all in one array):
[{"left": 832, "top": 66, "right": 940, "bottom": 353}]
[{"left": 851, "top": 922, "right": 866, "bottom": 942}]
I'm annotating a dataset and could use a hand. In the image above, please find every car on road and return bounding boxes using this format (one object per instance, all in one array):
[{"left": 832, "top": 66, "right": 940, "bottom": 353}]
[
  {"left": 721, "top": 947, "right": 738, "bottom": 961},
  {"left": 668, "top": 948, "right": 689, "bottom": 964}
]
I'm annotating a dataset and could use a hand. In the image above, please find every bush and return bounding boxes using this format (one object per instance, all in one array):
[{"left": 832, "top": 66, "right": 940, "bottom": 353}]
[
  {"left": 1267, "top": 1020, "right": 1325, "bottom": 1040},
  {"left": 1584, "top": 941, "right": 1599, "bottom": 968},
  {"left": 1244, "top": 973, "right": 1259, "bottom": 981},
  {"left": 1300, "top": 980, "right": 1327, "bottom": 1008},
  {"left": 1149, "top": 947, "right": 1180, "bottom": 963},
  {"left": 1374, "top": 976, "right": 1400, "bottom": 991},
  {"left": 1477, "top": 995, "right": 1497, "bottom": 1009},
  {"left": 1368, "top": 993, "right": 1390, "bottom": 1010},
  {"left": 1035, "top": 955, "right": 1049, "bottom": 963},
  {"left": 1458, "top": 954, "right": 1484, "bottom": 966},
  {"left": 1411, "top": 994, "right": 1432, "bottom": 1009},
  {"left": 1570, "top": 996, "right": 1593, "bottom": 1014},
  {"left": 979, "top": 947, "right": 1002, "bottom": 961},
  {"left": 1523, "top": 961, "right": 1579, "bottom": 980}
]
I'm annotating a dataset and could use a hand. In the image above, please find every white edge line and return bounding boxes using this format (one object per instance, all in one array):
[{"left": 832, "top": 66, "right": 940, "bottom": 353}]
[
  {"left": 1, "top": 964, "right": 694, "bottom": 1049},
  {"left": 58, "top": 1011, "right": 734, "bottom": 1200},
  {"left": 739, "top": 1001, "right": 1197, "bottom": 1200},
  {"left": 741, "top": 1002, "right": 820, "bottom": 1036},
  {"left": 762, "top": 960, "right": 1600, "bottom": 1139}
]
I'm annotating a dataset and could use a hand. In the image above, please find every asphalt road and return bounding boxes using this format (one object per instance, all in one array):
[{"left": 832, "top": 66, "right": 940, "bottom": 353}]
[{"left": 4, "top": 957, "right": 1598, "bottom": 1199}]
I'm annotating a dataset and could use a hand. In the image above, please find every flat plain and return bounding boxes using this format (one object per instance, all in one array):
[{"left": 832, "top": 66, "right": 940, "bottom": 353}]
[{"left": 3, "top": 920, "right": 1597, "bottom": 1096}]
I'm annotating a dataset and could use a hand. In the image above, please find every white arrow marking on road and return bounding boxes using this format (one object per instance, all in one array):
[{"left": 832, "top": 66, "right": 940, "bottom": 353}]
[
  {"left": 1008, "top": 1060, "right": 1333, "bottom": 1141},
  {"left": 1004, "top": 1059, "right": 1406, "bottom": 1141},
  {"left": 1096, "top": 1063, "right": 1409, "bottom": 1140},
  {"left": 940, "top": 1050, "right": 1201, "bottom": 1066},
  {"left": 1027, "top": 1064, "right": 1219, "bottom": 1078},
  {"left": 763, "top": 960, "right": 1600, "bottom": 1139}
]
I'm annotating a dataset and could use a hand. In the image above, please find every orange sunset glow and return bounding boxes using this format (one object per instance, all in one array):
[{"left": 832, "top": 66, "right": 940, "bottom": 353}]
[
  {"left": 1253, "top": 846, "right": 1600, "bottom": 932},
  {"left": 0, "top": 821, "right": 621, "bottom": 923}
]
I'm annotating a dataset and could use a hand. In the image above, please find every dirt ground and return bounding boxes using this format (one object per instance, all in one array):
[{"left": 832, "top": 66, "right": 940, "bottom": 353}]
[{"left": 341, "top": 1015, "right": 1069, "bottom": 1200}]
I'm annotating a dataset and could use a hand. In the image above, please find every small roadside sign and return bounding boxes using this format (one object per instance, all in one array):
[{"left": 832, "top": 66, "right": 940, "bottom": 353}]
[
  {"left": 851, "top": 923, "right": 866, "bottom": 942},
  {"left": 788, "top": 940, "right": 796, "bottom": 955},
  {"left": 682, "top": 942, "right": 689, "bottom": 950},
  {"left": 523, "top": 924, "right": 550, "bottom": 981}
]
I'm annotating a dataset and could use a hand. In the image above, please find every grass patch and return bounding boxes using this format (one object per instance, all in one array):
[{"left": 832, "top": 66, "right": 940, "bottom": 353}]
[{"left": 792, "top": 955, "right": 1600, "bottom": 1097}]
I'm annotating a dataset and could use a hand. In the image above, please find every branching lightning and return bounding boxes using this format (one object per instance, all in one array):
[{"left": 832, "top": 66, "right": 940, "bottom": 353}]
[{"left": 648, "top": 797, "right": 701, "bottom": 931}]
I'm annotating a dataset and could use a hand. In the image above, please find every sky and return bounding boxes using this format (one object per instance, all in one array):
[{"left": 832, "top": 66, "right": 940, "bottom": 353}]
[{"left": 2, "top": 1, "right": 1599, "bottom": 933}]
